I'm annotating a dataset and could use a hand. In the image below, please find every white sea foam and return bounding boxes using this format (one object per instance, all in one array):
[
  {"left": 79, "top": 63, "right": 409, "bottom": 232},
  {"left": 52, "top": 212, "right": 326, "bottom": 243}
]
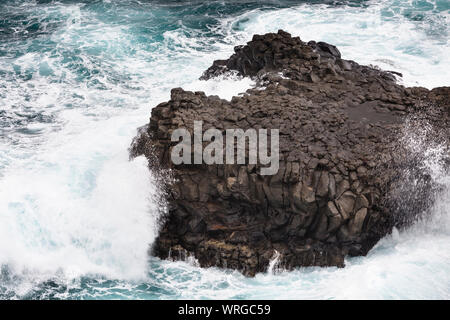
[{"left": 218, "top": 0, "right": 450, "bottom": 88}]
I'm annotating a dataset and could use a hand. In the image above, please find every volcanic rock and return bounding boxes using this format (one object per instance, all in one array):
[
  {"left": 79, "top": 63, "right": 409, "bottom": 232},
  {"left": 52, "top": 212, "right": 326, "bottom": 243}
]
[{"left": 131, "top": 30, "right": 449, "bottom": 276}]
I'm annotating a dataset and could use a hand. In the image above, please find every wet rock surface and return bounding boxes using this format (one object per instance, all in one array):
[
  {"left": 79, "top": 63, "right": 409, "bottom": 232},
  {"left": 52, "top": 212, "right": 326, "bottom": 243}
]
[{"left": 131, "top": 30, "right": 449, "bottom": 276}]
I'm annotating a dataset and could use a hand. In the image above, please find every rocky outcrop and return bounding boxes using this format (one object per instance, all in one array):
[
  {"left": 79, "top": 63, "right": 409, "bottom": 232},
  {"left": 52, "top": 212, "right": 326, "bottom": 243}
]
[{"left": 131, "top": 30, "right": 449, "bottom": 276}]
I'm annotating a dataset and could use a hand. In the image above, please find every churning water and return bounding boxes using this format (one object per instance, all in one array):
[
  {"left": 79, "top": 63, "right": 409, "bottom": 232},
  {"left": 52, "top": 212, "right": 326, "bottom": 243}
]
[{"left": 0, "top": 0, "right": 448, "bottom": 299}]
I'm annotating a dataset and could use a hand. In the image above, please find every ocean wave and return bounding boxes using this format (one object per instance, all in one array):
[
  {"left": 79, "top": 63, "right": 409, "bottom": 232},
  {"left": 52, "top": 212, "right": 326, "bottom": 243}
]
[{"left": 0, "top": 0, "right": 448, "bottom": 299}]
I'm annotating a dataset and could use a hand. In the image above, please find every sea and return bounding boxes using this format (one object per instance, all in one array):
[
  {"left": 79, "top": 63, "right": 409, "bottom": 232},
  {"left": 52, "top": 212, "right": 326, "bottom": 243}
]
[{"left": 0, "top": 0, "right": 449, "bottom": 299}]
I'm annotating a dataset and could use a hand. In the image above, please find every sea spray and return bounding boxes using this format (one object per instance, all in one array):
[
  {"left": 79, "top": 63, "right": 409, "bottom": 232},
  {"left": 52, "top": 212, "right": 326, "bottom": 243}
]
[{"left": 387, "top": 112, "right": 450, "bottom": 228}]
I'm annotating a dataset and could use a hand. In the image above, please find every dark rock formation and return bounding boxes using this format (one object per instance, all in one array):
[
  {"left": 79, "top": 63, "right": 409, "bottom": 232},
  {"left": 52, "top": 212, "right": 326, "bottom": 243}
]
[{"left": 131, "top": 30, "right": 449, "bottom": 276}]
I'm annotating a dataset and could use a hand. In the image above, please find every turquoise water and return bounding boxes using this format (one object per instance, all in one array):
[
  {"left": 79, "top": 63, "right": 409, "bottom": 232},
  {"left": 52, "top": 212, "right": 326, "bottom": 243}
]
[{"left": 0, "top": 0, "right": 449, "bottom": 299}]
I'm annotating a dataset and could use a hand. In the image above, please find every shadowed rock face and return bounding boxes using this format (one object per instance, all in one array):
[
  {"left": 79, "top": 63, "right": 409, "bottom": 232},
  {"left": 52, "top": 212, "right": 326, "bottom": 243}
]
[{"left": 131, "top": 30, "right": 449, "bottom": 276}]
